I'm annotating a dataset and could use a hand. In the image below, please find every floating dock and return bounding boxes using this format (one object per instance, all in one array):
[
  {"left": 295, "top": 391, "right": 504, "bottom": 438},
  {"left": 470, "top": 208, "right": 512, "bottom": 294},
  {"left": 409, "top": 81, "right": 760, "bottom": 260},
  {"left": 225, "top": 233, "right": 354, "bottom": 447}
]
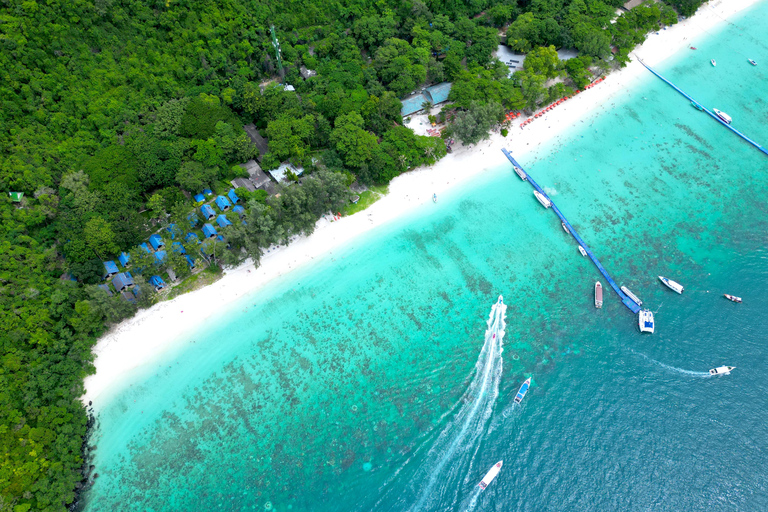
[
  {"left": 637, "top": 59, "right": 768, "bottom": 157},
  {"left": 502, "top": 149, "right": 641, "bottom": 314}
]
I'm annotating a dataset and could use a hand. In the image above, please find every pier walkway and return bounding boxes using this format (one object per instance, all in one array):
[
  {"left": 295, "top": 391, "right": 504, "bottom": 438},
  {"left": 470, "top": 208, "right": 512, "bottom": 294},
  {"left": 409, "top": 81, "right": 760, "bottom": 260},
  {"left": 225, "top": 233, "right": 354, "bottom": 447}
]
[
  {"left": 637, "top": 59, "right": 768, "bottom": 158},
  {"left": 502, "top": 149, "right": 641, "bottom": 314}
]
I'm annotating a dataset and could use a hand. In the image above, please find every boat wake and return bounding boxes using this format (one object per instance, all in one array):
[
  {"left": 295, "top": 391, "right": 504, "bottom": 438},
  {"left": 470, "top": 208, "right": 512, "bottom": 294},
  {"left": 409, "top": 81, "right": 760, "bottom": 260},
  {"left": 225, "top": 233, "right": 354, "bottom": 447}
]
[
  {"left": 381, "top": 298, "right": 506, "bottom": 512},
  {"left": 631, "top": 349, "right": 711, "bottom": 377}
]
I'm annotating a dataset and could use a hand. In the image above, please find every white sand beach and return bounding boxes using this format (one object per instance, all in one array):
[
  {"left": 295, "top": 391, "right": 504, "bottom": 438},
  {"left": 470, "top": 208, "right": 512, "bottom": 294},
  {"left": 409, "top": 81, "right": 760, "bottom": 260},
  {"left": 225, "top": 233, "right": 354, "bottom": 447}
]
[{"left": 82, "top": 0, "right": 762, "bottom": 406}]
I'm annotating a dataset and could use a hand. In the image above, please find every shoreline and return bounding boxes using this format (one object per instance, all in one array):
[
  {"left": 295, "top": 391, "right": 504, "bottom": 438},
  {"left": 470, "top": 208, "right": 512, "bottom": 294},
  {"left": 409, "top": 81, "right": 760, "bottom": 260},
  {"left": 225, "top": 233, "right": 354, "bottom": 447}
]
[{"left": 81, "top": 0, "right": 762, "bottom": 406}]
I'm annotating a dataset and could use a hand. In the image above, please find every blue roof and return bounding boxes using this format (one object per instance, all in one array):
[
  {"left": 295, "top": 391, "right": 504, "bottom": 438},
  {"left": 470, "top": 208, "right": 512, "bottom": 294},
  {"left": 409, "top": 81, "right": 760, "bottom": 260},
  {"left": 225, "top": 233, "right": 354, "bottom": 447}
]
[
  {"left": 185, "top": 255, "right": 195, "bottom": 268},
  {"left": 188, "top": 212, "right": 199, "bottom": 227},
  {"left": 200, "top": 242, "right": 214, "bottom": 258},
  {"left": 139, "top": 243, "right": 150, "bottom": 253},
  {"left": 233, "top": 205, "right": 245, "bottom": 216},
  {"left": 172, "top": 241, "right": 186, "bottom": 254},
  {"left": 166, "top": 224, "right": 182, "bottom": 240},
  {"left": 425, "top": 82, "right": 452, "bottom": 104},
  {"left": 149, "top": 234, "right": 164, "bottom": 250},
  {"left": 215, "top": 195, "right": 232, "bottom": 211},
  {"left": 185, "top": 232, "right": 201, "bottom": 244},
  {"left": 194, "top": 194, "right": 205, "bottom": 203},
  {"left": 400, "top": 82, "right": 453, "bottom": 116},
  {"left": 97, "top": 284, "right": 113, "bottom": 296},
  {"left": 216, "top": 214, "right": 232, "bottom": 228},
  {"left": 401, "top": 92, "right": 428, "bottom": 117},
  {"left": 112, "top": 272, "right": 134, "bottom": 291},
  {"left": 103, "top": 261, "right": 119, "bottom": 276},
  {"left": 201, "top": 204, "right": 215, "bottom": 219},
  {"left": 202, "top": 223, "right": 218, "bottom": 238},
  {"left": 149, "top": 275, "right": 165, "bottom": 289},
  {"left": 154, "top": 250, "right": 167, "bottom": 264},
  {"left": 118, "top": 252, "right": 130, "bottom": 267},
  {"left": 227, "top": 189, "right": 240, "bottom": 204},
  {"left": 203, "top": 189, "right": 213, "bottom": 196}
]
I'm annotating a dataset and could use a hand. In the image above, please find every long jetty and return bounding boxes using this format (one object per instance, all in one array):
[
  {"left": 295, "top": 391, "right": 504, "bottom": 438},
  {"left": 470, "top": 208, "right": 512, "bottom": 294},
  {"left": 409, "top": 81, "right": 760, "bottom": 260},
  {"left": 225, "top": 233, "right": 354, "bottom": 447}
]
[
  {"left": 637, "top": 58, "right": 768, "bottom": 157},
  {"left": 501, "top": 149, "right": 641, "bottom": 314}
]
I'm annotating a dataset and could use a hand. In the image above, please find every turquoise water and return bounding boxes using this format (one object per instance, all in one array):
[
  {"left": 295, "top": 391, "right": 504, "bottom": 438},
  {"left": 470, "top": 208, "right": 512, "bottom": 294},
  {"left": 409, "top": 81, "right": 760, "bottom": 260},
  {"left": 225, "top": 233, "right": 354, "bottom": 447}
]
[{"left": 83, "top": 4, "right": 768, "bottom": 511}]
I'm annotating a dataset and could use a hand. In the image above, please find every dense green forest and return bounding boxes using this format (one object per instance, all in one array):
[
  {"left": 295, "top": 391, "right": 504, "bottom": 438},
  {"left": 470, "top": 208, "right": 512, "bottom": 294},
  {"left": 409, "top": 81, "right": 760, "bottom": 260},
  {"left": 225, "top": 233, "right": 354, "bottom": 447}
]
[{"left": 0, "top": 0, "right": 707, "bottom": 509}]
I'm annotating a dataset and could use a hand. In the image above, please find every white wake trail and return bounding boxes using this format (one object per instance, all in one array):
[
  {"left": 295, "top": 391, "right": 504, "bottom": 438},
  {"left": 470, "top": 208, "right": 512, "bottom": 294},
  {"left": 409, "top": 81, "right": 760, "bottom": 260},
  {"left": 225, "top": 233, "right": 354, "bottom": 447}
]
[{"left": 631, "top": 349, "right": 711, "bottom": 377}]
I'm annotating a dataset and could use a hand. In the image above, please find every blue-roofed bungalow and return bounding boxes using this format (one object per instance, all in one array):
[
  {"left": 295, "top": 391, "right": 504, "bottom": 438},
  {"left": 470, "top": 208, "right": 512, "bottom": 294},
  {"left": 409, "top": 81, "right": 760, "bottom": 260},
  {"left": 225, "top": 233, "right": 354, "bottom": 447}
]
[
  {"left": 139, "top": 242, "right": 151, "bottom": 253},
  {"left": 185, "top": 255, "right": 196, "bottom": 268},
  {"left": 233, "top": 205, "right": 246, "bottom": 218},
  {"left": 166, "top": 224, "right": 182, "bottom": 240},
  {"left": 215, "top": 195, "right": 232, "bottom": 212},
  {"left": 201, "top": 204, "right": 216, "bottom": 220},
  {"left": 188, "top": 212, "right": 199, "bottom": 227},
  {"left": 216, "top": 214, "right": 232, "bottom": 228},
  {"left": 97, "top": 284, "right": 113, "bottom": 296},
  {"left": 203, "top": 188, "right": 213, "bottom": 196},
  {"left": 118, "top": 252, "right": 130, "bottom": 267},
  {"left": 112, "top": 272, "right": 135, "bottom": 292},
  {"left": 103, "top": 260, "right": 119, "bottom": 278},
  {"left": 194, "top": 193, "right": 205, "bottom": 203},
  {"left": 185, "top": 232, "right": 201, "bottom": 244},
  {"left": 200, "top": 242, "right": 215, "bottom": 260},
  {"left": 227, "top": 188, "right": 240, "bottom": 204},
  {"left": 172, "top": 241, "right": 186, "bottom": 254},
  {"left": 149, "top": 275, "right": 165, "bottom": 291},
  {"left": 202, "top": 223, "right": 218, "bottom": 238},
  {"left": 149, "top": 234, "right": 165, "bottom": 251},
  {"left": 154, "top": 250, "right": 167, "bottom": 264}
]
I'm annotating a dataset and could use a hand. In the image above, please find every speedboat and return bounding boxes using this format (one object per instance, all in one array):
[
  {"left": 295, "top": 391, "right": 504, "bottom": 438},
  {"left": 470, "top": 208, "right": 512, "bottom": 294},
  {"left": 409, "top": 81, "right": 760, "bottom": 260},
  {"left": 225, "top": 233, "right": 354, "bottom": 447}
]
[
  {"left": 561, "top": 222, "right": 569, "bottom": 234},
  {"left": 711, "top": 59, "right": 716, "bottom": 67},
  {"left": 709, "top": 366, "right": 735, "bottom": 375},
  {"left": 638, "top": 309, "right": 655, "bottom": 333},
  {"left": 658, "top": 276, "right": 684, "bottom": 294},
  {"left": 513, "top": 166, "right": 528, "bottom": 181},
  {"left": 748, "top": 59, "right": 757, "bottom": 66},
  {"left": 691, "top": 101, "right": 703, "bottom": 111},
  {"left": 594, "top": 281, "right": 603, "bottom": 308},
  {"left": 621, "top": 286, "right": 643, "bottom": 306},
  {"left": 514, "top": 377, "right": 531, "bottom": 404},
  {"left": 432, "top": 193, "right": 438, "bottom": 203},
  {"left": 533, "top": 190, "right": 551, "bottom": 208},
  {"left": 478, "top": 461, "right": 503, "bottom": 490},
  {"left": 578, "top": 246, "right": 587, "bottom": 257},
  {"left": 713, "top": 108, "right": 732, "bottom": 124},
  {"left": 724, "top": 294, "right": 742, "bottom": 303}
]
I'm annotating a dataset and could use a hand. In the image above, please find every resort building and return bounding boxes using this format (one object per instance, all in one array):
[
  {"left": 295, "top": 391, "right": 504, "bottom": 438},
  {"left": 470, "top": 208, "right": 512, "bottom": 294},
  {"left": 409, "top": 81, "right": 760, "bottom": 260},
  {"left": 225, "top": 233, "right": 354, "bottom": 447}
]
[
  {"left": 233, "top": 205, "right": 246, "bottom": 218},
  {"left": 193, "top": 193, "right": 205, "bottom": 203},
  {"left": 227, "top": 189, "right": 240, "bottom": 204},
  {"left": 149, "top": 275, "right": 166, "bottom": 291},
  {"left": 185, "top": 232, "right": 201, "bottom": 244},
  {"left": 149, "top": 234, "right": 165, "bottom": 251},
  {"left": 97, "top": 284, "right": 113, "bottom": 296},
  {"left": 233, "top": 159, "right": 274, "bottom": 194},
  {"left": 216, "top": 214, "right": 232, "bottom": 228},
  {"left": 172, "top": 242, "right": 186, "bottom": 254},
  {"left": 154, "top": 251, "right": 167, "bottom": 264},
  {"left": 118, "top": 252, "right": 130, "bottom": 267},
  {"left": 202, "top": 223, "right": 218, "bottom": 238},
  {"left": 215, "top": 195, "right": 232, "bottom": 212},
  {"left": 400, "top": 82, "right": 453, "bottom": 117},
  {"left": 103, "top": 260, "right": 119, "bottom": 278},
  {"left": 112, "top": 272, "right": 134, "bottom": 292},
  {"left": 201, "top": 204, "right": 216, "bottom": 220}
]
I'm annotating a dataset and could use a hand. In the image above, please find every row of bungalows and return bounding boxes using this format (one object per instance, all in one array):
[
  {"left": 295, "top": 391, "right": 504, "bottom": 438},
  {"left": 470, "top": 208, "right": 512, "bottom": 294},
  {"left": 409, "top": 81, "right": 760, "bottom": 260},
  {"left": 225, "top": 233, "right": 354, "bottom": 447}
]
[{"left": 200, "top": 189, "right": 240, "bottom": 221}]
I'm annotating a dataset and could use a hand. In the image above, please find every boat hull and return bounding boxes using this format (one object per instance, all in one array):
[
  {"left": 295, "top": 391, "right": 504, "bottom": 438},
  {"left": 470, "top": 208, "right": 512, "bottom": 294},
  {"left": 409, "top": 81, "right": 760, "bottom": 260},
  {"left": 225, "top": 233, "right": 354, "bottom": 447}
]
[
  {"left": 514, "top": 166, "right": 527, "bottom": 181},
  {"left": 724, "top": 294, "right": 742, "bottom": 303},
  {"left": 709, "top": 366, "right": 735, "bottom": 375},
  {"left": 621, "top": 286, "right": 643, "bottom": 306},
  {"left": 533, "top": 190, "right": 551, "bottom": 208},
  {"left": 658, "top": 276, "right": 684, "bottom": 294},
  {"left": 479, "top": 461, "right": 503, "bottom": 490},
  {"left": 594, "top": 282, "right": 603, "bottom": 308},
  {"left": 578, "top": 246, "right": 587, "bottom": 257},
  {"left": 638, "top": 309, "right": 655, "bottom": 333},
  {"left": 514, "top": 378, "right": 531, "bottom": 403}
]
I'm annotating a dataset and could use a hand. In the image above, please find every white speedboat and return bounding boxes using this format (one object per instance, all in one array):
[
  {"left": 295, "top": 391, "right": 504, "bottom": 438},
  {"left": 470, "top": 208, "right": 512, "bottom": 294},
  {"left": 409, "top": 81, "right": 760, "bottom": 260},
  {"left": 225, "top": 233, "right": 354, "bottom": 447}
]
[
  {"left": 709, "top": 366, "right": 735, "bottom": 376},
  {"left": 513, "top": 166, "right": 527, "bottom": 181},
  {"left": 658, "top": 276, "right": 684, "bottom": 294},
  {"left": 748, "top": 59, "right": 757, "bottom": 66},
  {"left": 432, "top": 193, "right": 438, "bottom": 203},
  {"left": 561, "top": 222, "right": 569, "bottom": 234},
  {"left": 621, "top": 286, "right": 643, "bottom": 306},
  {"left": 724, "top": 294, "right": 742, "bottom": 303},
  {"left": 478, "top": 461, "right": 503, "bottom": 490},
  {"left": 578, "top": 246, "right": 587, "bottom": 257},
  {"left": 713, "top": 108, "right": 732, "bottom": 124},
  {"left": 711, "top": 59, "right": 716, "bottom": 67},
  {"left": 594, "top": 281, "right": 603, "bottom": 308},
  {"left": 638, "top": 309, "right": 655, "bottom": 333},
  {"left": 533, "top": 190, "right": 551, "bottom": 208}
]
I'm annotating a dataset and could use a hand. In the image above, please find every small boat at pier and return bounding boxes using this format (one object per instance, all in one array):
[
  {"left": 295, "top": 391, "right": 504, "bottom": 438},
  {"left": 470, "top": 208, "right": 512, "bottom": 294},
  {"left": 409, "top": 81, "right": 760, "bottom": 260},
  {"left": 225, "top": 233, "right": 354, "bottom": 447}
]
[
  {"left": 748, "top": 59, "right": 757, "bottom": 66},
  {"left": 533, "top": 190, "right": 552, "bottom": 208},
  {"left": 711, "top": 59, "right": 716, "bottom": 67},
  {"left": 621, "top": 286, "right": 643, "bottom": 306},
  {"left": 432, "top": 193, "right": 438, "bottom": 203},
  {"left": 561, "top": 222, "right": 569, "bottom": 234},
  {"left": 638, "top": 309, "right": 655, "bottom": 333},
  {"left": 713, "top": 108, "right": 732, "bottom": 124},
  {"left": 659, "top": 276, "right": 684, "bottom": 294},
  {"left": 578, "top": 246, "right": 587, "bottom": 257},
  {"left": 709, "top": 366, "right": 735, "bottom": 376},
  {"left": 724, "top": 294, "right": 742, "bottom": 303},
  {"left": 691, "top": 101, "right": 703, "bottom": 111},
  {"left": 595, "top": 281, "right": 603, "bottom": 308},
  {"left": 478, "top": 461, "right": 503, "bottom": 490},
  {"left": 513, "top": 166, "right": 528, "bottom": 181},
  {"left": 514, "top": 377, "right": 531, "bottom": 404}
]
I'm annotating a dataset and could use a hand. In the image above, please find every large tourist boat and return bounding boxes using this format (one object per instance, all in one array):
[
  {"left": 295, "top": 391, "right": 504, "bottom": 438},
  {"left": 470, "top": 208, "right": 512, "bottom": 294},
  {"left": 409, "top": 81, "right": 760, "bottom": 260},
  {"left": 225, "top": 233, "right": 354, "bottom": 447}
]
[
  {"left": 533, "top": 190, "right": 551, "bottom": 208},
  {"left": 513, "top": 166, "right": 527, "bottom": 181},
  {"left": 724, "top": 294, "right": 742, "bottom": 303},
  {"left": 658, "top": 276, "right": 684, "bottom": 294},
  {"left": 478, "top": 461, "right": 503, "bottom": 490},
  {"left": 594, "top": 281, "right": 603, "bottom": 308},
  {"left": 709, "top": 366, "right": 735, "bottom": 376},
  {"left": 638, "top": 309, "right": 655, "bottom": 333},
  {"left": 514, "top": 377, "right": 531, "bottom": 404},
  {"left": 713, "top": 108, "right": 732, "bottom": 124},
  {"left": 621, "top": 286, "right": 643, "bottom": 306}
]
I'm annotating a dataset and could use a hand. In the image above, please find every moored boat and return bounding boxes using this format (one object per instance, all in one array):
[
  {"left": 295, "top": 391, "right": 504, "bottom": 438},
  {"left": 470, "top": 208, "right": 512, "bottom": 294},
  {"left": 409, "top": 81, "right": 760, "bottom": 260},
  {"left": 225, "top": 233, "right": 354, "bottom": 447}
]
[
  {"left": 561, "top": 222, "right": 569, "bottom": 234},
  {"left": 621, "top": 286, "right": 643, "bottom": 306},
  {"left": 709, "top": 366, "right": 735, "bottom": 376},
  {"left": 711, "top": 59, "right": 716, "bottom": 67},
  {"left": 658, "top": 276, "right": 684, "bottom": 294},
  {"left": 533, "top": 190, "right": 552, "bottom": 208},
  {"left": 713, "top": 108, "right": 732, "bottom": 124},
  {"left": 594, "top": 281, "right": 603, "bottom": 308},
  {"left": 478, "top": 461, "right": 503, "bottom": 490},
  {"left": 691, "top": 101, "right": 703, "bottom": 111},
  {"left": 724, "top": 294, "right": 742, "bottom": 303},
  {"left": 432, "top": 193, "right": 438, "bottom": 203},
  {"left": 514, "top": 377, "right": 531, "bottom": 404},
  {"left": 513, "top": 166, "right": 528, "bottom": 181},
  {"left": 578, "top": 246, "right": 587, "bottom": 257},
  {"left": 638, "top": 309, "right": 655, "bottom": 333},
  {"left": 748, "top": 59, "right": 757, "bottom": 66}
]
